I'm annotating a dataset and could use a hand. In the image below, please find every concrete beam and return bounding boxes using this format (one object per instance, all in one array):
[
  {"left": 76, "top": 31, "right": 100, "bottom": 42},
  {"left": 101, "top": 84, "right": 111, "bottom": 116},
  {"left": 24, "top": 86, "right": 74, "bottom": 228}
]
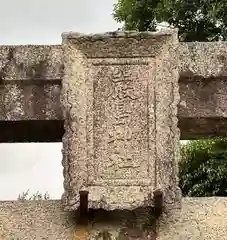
[
  {"left": 0, "top": 45, "right": 64, "bottom": 142},
  {"left": 1, "top": 43, "right": 227, "bottom": 142},
  {"left": 179, "top": 76, "right": 227, "bottom": 139}
]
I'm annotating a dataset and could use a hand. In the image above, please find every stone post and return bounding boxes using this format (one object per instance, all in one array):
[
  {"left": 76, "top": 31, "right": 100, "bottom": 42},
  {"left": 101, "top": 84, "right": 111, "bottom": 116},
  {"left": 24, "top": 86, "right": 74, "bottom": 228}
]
[{"left": 61, "top": 30, "right": 181, "bottom": 212}]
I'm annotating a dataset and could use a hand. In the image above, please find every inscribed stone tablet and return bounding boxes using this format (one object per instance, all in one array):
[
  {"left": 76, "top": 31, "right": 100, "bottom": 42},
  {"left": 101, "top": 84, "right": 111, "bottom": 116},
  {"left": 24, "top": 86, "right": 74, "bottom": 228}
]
[{"left": 61, "top": 31, "right": 181, "bottom": 211}]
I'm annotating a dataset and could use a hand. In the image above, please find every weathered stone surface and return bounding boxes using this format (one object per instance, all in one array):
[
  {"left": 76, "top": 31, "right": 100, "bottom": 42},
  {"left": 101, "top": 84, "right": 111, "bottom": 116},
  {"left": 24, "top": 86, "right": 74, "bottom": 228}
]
[
  {"left": 0, "top": 81, "right": 62, "bottom": 121},
  {"left": 0, "top": 45, "right": 64, "bottom": 143},
  {"left": 179, "top": 76, "right": 227, "bottom": 118},
  {"left": 1, "top": 198, "right": 227, "bottom": 239},
  {"left": 1, "top": 42, "right": 227, "bottom": 81},
  {"left": 0, "top": 45, "right": 63, "bottom": 81},
  {"left": 178, "top": 42, "right": 227, "bottom": 139},
  {"left": 61, "top": 30, "right": 181, "bottom": 211},
  {"left": 0, "top": 45, "right": 63, "bottom": 121},
  {"left": 158, "top": 197, "right": 227, "bottom": 240},
  {"left": 1, "top": 43, "right": 227, "bottom": 142},
  {"left": 0, "top": 200, "right": 74, "bottom": 240},
  {"left": 1, "top": 32, "right": 227, "bottom": 239},
  {"left": 1, "top": 43, "right": 227, "bottom": 141},
  {"left": 1, "top": 78, "right": 227, "bottom": 142},
  {"left": 179, "top": 42, "right": 227, "bottom": 77}
]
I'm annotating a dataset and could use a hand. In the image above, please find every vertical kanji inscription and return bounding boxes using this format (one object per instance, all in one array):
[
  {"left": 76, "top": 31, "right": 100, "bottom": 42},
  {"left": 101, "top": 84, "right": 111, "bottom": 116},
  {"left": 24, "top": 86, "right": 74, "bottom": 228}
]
[{"left": 92, "top": 64, "right": 150, "bottom": 180}]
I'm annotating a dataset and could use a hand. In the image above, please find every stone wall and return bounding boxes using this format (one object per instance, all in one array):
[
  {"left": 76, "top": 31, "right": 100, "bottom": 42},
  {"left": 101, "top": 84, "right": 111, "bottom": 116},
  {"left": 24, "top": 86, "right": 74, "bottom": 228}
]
[{"left": 1, "top": 198, "right": 227, "bottom": 239}]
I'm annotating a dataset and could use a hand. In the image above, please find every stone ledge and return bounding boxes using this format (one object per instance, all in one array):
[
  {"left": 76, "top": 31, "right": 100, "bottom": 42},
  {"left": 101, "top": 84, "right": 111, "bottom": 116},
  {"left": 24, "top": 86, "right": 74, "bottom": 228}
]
[
  {"left": 62, "top": 30, "right": 176, "bottom": 40},
  {"left": 158, "top": 197, "right": 227, "bottom": 240},
  {"left": 0, "top": 198, "right": 227, "bottom": 239}
]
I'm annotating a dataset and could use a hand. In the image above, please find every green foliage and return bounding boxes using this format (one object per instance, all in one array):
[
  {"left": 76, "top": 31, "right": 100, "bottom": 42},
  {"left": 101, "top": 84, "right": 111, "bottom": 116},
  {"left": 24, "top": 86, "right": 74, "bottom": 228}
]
[
  {"left": 17, "top": 189, "right": 50, "bottom": 200},
  {"left": 179, "top": 138, "right": 227, "bottom": 197},
  {"left": 113, "top": 0, "right": 227, "bottom": 41}
]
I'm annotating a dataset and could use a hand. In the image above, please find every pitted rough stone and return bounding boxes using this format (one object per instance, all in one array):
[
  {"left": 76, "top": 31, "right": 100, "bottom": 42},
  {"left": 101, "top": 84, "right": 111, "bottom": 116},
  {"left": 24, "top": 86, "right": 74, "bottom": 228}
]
[
  {"left": 179, "top": 42, "right": 227, "bottom": 77},
  {"left": 61, "top": 30, "right": 174, "bottom": 58},
  {"left": 0, "top": 45, "right": 63, "bottom": 80},
  {"left": 2, "top": 42, "right": 227, "bottom": 82},
  {"left": 0, "top": 82, "right": 63, "bottom": 121},
  {"left": 0, "top": 45, "right": 63, "bottom": 122},
  {"left": 61, "top": 30, "right": 181, "bottom": 211},
  {"left": 157, "top": 197, "right": 227, "bottom": 240},
  {"left": 1, "top": 43, "right": 227, "bottom": 140},
  {"left": 1, "top": 198, "right": 227, "bottom": 239}
]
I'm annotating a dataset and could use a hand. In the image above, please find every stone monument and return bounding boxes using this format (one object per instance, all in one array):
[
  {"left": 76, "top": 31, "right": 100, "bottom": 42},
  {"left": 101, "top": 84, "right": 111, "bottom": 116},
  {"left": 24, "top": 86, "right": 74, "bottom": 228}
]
[{"left": 61, "top": 30, "right": 181, "bottom": 212}]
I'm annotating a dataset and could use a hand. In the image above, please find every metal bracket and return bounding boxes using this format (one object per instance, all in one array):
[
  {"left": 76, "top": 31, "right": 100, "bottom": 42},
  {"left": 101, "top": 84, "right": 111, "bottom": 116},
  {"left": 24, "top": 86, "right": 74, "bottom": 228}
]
[{"left": 153, "top": 189, "right": 163, "bottom": 218}]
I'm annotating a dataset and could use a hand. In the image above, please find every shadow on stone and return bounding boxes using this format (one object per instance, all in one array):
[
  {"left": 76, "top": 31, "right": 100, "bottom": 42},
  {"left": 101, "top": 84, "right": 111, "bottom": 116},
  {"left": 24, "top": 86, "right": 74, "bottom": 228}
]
[{"left": 70, "top": 207, "right": 158, "bottom": 239}]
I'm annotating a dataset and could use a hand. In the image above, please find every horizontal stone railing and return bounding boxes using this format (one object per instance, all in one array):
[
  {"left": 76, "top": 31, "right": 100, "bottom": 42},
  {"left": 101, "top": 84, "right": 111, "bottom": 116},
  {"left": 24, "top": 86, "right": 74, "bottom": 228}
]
[
  {"left": 0, "top": 43, "right": 227, "bottom": 142},
  {"left": 0, "top": 198, "right": 227, "bottom": 239}
]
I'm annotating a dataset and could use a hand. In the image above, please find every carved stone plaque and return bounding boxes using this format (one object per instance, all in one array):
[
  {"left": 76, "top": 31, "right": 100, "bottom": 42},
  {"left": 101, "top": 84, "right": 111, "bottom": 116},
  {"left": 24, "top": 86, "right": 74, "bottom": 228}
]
[{"left": 61, "top": 31, "right": 181, "bottom": 211}]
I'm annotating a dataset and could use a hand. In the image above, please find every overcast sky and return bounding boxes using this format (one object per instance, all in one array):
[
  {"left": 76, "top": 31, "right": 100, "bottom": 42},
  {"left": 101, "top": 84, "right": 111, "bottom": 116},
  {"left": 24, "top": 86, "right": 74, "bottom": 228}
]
[
  {"left": 0, "top": 0, "right": 121, "bottom": 45},
  {"left": 0, "top": 0, "right": 121, "bottom": 200}
]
